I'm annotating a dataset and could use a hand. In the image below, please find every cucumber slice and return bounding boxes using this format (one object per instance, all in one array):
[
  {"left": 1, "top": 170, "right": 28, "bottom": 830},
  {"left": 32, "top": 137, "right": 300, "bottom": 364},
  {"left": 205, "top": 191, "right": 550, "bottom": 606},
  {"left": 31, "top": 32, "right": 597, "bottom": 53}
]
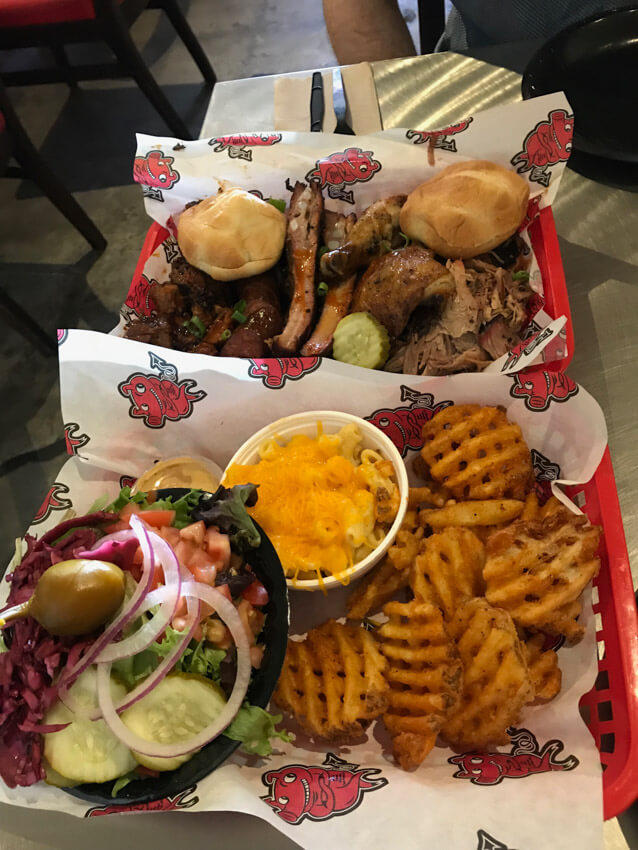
[
  {"left": 44, "top": 668, "right": 137, "bottom": 783},
  {"left": 43, "top": 761, "right": 81, "bottom": 788},
  {"left": 121, "top": 674, "right": 227, "bottom": 772},
  {"left": 332, "top": 312, "right": 390, "bottom": 369}
]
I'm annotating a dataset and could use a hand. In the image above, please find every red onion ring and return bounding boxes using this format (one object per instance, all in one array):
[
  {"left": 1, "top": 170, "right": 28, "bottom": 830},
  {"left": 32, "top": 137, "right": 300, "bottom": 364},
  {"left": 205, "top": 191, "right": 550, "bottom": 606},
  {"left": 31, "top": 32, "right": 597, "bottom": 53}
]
[{"left": 96, "top": 582, "right": 251, "bottom": 758}]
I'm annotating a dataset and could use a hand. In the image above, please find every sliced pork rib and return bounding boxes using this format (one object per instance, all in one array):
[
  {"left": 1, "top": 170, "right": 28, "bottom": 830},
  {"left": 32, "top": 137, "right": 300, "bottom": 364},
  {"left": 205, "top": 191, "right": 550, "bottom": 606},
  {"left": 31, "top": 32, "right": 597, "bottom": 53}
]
[
  {"left": 301, "top": 210, "right": 356, "bottom": 357},
  {"left": 350, "top": 245, "right": 454, "bottom": 338},
  {"left": 272, "top": 181, "right": 323, "bottom": 355},
  {"left": 319, "top": 195, "right": 407, "bottom": 280}
]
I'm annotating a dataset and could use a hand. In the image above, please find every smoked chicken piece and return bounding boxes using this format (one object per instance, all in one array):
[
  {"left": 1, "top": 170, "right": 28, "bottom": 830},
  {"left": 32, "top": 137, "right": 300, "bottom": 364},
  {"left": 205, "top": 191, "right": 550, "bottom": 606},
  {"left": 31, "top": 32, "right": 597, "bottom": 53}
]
[
  {"left": 319, "top": 195, "right": 407, "bottom": 280},
  {"left": 301, "top": 210, "right": 356, "bottom": 356},
  {"left": 272, "top": 182, "right": 323, "bottom": 355},
  {"left": 350, "top": 245, "right": 455, "bottom": 338}
]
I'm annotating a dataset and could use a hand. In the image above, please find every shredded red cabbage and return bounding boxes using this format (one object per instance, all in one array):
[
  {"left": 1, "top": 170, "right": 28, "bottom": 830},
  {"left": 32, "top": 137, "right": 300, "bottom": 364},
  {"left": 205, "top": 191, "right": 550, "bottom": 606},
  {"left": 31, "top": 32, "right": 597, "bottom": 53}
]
[{"left": 0, "top": 512, "right": 116, "bottom": 788}]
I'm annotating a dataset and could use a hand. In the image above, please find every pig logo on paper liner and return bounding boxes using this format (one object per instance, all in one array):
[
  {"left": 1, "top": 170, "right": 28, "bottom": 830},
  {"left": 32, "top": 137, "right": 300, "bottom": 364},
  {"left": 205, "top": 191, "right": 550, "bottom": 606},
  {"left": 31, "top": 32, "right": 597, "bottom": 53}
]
[
  {"left": 120, "top": 474, "right": 137, "bottom": 489},
  {"left": 531, "top": 448, "right": 561, "bottom": 502},
  {"left": 306, "top": 147, "right": 381, "bottom": 204},
  {"left": 124, "top": 274, "right": 159, "bottom": 320},
  {"left": 64, "top": 423, "right": 90, "bottom": 458},
  {"left": 510, "top": 372, "right": 578, "bottom": 412},
  {"left": 247, "top": 357, "right": 321, "bottom": 389},
  {"left": 85, "top": 785, "right": 198, "bottom": 817},
  {"left": 118, "top": 351, "right": 206, "bottom": 428},
  {"left": 31, "top": 482, "right": 72, "bottom": 525},
  {"left": 133, "top": 150, "right": 180, "bottom": 202},
  {"left": 261, "top": 752, "right": 387, "bottom": 826},
  {"left": 366, "top": 386, "right": 453, "bottom": 457},
  {"left": 406, "top": 118, "right": 473, "bottom": 152},
  {"left": 499, "top": 326, "right": 555, "bottom": 373},
  {"left": 449, "top": 727, "right": 578, "bottom": 787},
  {"left": 207, "top": 133, "right": 282, "bottom": 161},
  {"left": 511, "top": 108, "right": 573, "bottom": 188},
  {"left": 476, "top": 830, "right": 520, "bottom": 850}
]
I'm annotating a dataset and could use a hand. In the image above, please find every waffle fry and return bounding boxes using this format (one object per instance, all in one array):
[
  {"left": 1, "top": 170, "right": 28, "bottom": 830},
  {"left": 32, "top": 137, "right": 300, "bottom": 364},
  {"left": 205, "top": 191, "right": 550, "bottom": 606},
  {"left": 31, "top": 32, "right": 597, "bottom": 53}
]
[
  {"left": 521, "top": 492, "right": 568, "bottom": 522},
  {"left": 408, "top": 484, "right": 450, "bottom": 510},
  {"left": 483, "top": 513, "right": 601, "bottom": 642},
  {"left": 347, "top": 556, "right": 410, "bottom": 619},
  {"left": 420, "top": 405, "right": 534, "bottom": 500},
  {"left": 388, "top": 527, "right": 424, "bottom": 571},
  {"left": 418, "top": 499, "right": 524, "bottom": 530},
  {"left": 410, "top": 528, "right": 486, "bottom": 620},
  {"left": 378, "top": 600, "right": 462, "bottom": 770},
  {"left": 273, "top": 621, "right": 388, "bottom": 740},
  {"left": 523, "top": 633, "right": 562, "bottom": 702},
  {"left": 441, "top": 598, "right": 533, "bottom": 751},
  {"left": 538, "top": 598, "right": 585, "bottom": 644}
]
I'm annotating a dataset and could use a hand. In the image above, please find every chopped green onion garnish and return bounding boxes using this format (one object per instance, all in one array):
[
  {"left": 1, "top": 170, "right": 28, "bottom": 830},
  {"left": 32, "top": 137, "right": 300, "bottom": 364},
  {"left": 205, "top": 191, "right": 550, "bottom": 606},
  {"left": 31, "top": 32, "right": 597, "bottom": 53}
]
[
  {"left": 220, "top": 328, "right": 232, "bottom": 342},
  {"left": 232, "top": 310, "right": 247, "bottom": 324},
  {"left": 182, "top": 315, "right": 206, "bottom": 338},
  {"left": 318, "top": 245, "right": 330, "bottom": 258},
  {"left": 233, "top": 299, "right": 247, "bottom": 313},
  {"left": 317, "top": 281, "right": 329, "bottom": 296},
  {"left": 267, "top": 198, "right": 286, "bottom": 213},
  {"left": 379, "top": 240, "right": 392, "bottom": 255},
  {"left": 400, "top": 231, "right": 410, "bottom": 247},
  {"left": 512, "top": 270, "right": 530, "bottom": 282}
]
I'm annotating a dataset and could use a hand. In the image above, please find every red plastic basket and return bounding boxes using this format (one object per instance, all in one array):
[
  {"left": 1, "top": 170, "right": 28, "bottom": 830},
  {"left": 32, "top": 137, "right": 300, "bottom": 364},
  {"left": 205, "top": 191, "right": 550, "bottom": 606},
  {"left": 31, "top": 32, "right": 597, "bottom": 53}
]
[
  {"left": 567, "top": 448, "right": 638, "bottom": 820},
  {"left": 128, "top": 207, "right": 573, "bottom": 372}
]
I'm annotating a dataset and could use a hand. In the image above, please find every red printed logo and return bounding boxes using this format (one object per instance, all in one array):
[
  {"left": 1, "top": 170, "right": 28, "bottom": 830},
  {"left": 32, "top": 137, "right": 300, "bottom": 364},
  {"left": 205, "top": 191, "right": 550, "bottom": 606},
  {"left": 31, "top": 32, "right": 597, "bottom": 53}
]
[
  {"left": 531, "top": 448, "right": 561, "bottom": 502},
  {"left": 450, "top": 728, "right": 578, "bottom": 787},
  {"left": 57, "top": 329, "right": 68, "bottom": 346},
  {"left": 406, "top": 118, "right": 473, "bottom": 152},
  {"left": 207, "top": 133, "right": 282, "bottom": 161},
  {"left": 261, "top": 753, "right": 387, "bottom": 825},
  {"left": 133, "top": 150, "right": 180, "bottom": 201},
  {"left": 306, "top": 147, "right": 381, "bottom": 204},
  {"left": 85, "top": 785, "right": 198, "bottom": 817},
  {"left": 64, "top": 423, "right": 90, "bottom": 457},
  {"left": 511, "top": 109, "right": 573, "bottom": 187},
  {"left": 247, "top": 357, "right": 321, "bottom": 389},
  {"left": 510, "top": 372, "right": 578, "bottom": 412},
  {"left": 124, "top": 274, "right": 159, "bottom": 320},
  {"left": 119, "top": 475, "right": 137, "bottom": 489},
  {"left": 119, "top": 352, "right": 206, "bottom": 428},
  {"left": 32, "top": 482, "right": 72, "bottom": 525},
  {"left": 500, "top": 326, "right": 554, "bottom": 373},
  {"left": 366, "top": 386, "right": 453, "bottom": 457}
]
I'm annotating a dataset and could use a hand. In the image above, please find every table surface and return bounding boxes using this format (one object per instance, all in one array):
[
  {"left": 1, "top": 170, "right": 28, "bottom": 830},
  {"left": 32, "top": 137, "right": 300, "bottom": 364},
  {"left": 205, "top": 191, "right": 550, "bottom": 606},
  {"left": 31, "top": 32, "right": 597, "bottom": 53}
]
[{"left": 2, "top": 51, "right": 636, "bottom": 850}]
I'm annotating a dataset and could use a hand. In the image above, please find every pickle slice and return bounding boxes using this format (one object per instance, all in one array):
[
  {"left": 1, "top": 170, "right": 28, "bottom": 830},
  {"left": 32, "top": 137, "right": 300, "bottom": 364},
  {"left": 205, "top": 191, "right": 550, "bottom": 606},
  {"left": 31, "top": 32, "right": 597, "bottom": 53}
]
[
  {"left": 43, "top": 668, "right": 137, "bottom": 784},
  {"left": 121, "top": 674, "right": 227, "bottom": 772},
  {"left": 332, "top": 312, "right": 390, "bottom": 370}
]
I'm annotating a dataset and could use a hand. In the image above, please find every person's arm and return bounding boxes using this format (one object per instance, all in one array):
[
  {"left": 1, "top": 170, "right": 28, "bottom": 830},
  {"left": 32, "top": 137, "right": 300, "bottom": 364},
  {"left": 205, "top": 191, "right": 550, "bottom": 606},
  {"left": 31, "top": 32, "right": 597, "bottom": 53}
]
[{"left": 322, "top": 0, "right": 416, "bottom": 64}]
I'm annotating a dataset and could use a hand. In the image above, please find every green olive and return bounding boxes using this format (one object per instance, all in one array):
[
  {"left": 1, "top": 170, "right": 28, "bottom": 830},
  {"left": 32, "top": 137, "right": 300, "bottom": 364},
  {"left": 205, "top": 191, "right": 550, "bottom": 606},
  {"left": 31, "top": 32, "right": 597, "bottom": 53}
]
[{"left": 27, "top": 559, "right": 126, "bottom": 637}]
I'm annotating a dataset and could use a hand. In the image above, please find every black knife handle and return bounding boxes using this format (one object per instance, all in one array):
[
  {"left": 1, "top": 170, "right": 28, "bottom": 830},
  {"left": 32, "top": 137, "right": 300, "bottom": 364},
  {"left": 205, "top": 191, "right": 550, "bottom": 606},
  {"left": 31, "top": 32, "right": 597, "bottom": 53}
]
[{"left": 310, "top": 71, "right": 324, "bottom": 132}]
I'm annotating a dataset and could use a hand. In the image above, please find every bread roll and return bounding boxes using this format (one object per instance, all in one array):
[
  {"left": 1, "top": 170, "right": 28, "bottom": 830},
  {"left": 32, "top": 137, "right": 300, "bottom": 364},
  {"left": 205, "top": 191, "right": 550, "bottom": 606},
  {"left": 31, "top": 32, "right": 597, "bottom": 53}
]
[
  {"left": 400, "top": 161, "right": 529, "bottom": 259},
  {"left": 177, "top": 188, "right": 286, "bottom": 281}
]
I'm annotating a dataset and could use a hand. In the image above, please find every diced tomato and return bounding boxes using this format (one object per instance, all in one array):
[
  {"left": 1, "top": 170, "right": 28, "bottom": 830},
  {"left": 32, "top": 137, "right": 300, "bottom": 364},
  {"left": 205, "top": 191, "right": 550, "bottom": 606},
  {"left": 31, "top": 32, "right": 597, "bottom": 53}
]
[
  {"left": 250, "top": 644, "right": 265, "bottom": 669},
  {"left": 192, "top": 564, "right": 217, "bottom": 587},
  {"left": 180, "top": 521, "right": 206, "bottom": 547},
  {"left": 241, "top": 579, "right": 269, "bottom": 607},
  {"left": 205, "top": 528, "right": 231, "bottom": 569},
  {"left": 159, "top": 525, "right": 180, "bottom": 547},
  {"left": 102, "top": 519, "right": 130, "bottom": 533},
  {"left": 132, "top": 546, "right": 143, "bottom": 566},
  {"left": 215, "top": 583, "right": 232, "bottom": 602},
  {"left": 175, "top": 539, "right": 197, "bottom": 570},
  {"left": 136, "top": 509, "right": 175, "bottom": 528},
  {"left": 174, "top": 596, "right": 187, "bottom": 618},
  {"left": 128, "top": 562, "right": 143, "bottom": 582}
]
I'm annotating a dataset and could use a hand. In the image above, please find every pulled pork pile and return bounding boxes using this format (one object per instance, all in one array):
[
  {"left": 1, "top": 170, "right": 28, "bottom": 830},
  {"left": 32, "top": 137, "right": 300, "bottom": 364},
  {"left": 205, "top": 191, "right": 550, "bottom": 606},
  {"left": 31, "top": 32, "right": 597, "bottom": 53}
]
[{"left": 386, "top": 256, "right": 532, "bottom": 376}]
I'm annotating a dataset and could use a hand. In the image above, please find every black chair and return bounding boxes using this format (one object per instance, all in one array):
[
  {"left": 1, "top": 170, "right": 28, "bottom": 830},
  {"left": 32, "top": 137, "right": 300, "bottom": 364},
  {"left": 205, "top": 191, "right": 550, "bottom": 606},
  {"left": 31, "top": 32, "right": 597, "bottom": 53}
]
[
  {"left": 0, "top": 79, "right": 106, "bottom": 354},
  {"left": 417, "top": 0, "right": 446, "bottom": 53},
  {"left": 0, "top": 0, "right": 215, "bottom": 140}
]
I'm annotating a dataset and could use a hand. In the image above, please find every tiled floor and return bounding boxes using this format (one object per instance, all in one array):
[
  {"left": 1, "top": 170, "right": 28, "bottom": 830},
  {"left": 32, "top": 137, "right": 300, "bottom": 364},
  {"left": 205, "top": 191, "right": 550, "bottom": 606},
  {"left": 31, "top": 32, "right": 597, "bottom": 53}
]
[{"left": 0, "top": 0, "right": 418, "bottom": 561}]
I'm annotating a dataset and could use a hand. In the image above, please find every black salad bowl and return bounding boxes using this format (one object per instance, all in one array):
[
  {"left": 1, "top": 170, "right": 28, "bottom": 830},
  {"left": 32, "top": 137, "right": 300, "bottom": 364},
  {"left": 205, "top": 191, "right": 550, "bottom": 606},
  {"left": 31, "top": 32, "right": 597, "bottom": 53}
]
[{"left": 66, "top": 487, "right": 289, "bottom": 807}]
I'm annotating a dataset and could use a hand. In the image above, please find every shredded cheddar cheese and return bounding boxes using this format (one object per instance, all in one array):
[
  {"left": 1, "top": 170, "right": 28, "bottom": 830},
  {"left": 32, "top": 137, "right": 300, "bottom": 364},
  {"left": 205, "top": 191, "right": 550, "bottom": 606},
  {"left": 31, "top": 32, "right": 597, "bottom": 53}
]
[{"left": 223, "top": 424, "right": 398, "bottom": 585}]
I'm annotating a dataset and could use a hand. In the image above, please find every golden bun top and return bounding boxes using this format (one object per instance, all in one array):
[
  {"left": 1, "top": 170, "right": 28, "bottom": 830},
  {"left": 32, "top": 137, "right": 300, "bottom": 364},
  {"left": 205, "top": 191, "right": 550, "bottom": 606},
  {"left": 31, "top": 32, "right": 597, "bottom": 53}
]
[
  {"left": 177, "top": 188, "right": 286, "bottom": 281},
  {"left": 399, "top": 160, "right": 530, "bottom": 259}
]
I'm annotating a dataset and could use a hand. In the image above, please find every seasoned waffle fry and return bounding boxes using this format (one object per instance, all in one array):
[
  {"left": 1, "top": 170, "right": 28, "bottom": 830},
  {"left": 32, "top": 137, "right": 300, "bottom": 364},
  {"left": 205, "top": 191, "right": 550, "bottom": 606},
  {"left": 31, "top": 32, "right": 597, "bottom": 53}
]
[
  {"left": 418, "top": 499, "right": 524, "bottom": 530},
  {"left": 273, "top": 621, "right": 388, "bottom": 740},
  {"left": 521, "top": 492, "right": 568, "bottom": 522},
  {"left": 420, "top": 405, "right": 534, "bottom": 500},
  {"left": 378, "top": 600, "right": 462, "bottom": 770},
  {"left": 388, "top": 527, "right": 424, "bottom": 571},
  {"left": 347, "top": 556, "right": 410, "bottom": 619},
  {"left": 483, "top": 513, "right": 601, "bottom": 642},
  {"left": 523, "top": 633, "right": 562, "bottom": 702},
  {"left": 441, "top": 598, "right": 533, "bottom": 751},
  {"left": 471, "top": 524, "right": 507, "bottom": 544},
  {"left": 410, "top": 528, "right": 485, "bottom": 620},
  {"left": 537, "top": 598, "right": 585, "bottom": 644},
  {"left": 408, "top": 485, "right": 450, "bottom": 510}
]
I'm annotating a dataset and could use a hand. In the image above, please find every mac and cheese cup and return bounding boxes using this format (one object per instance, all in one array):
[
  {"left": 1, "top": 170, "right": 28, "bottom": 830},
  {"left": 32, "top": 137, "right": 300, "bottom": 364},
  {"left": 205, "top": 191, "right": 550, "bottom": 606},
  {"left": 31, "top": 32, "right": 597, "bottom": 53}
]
[{"left": 223, "top": 411, "right": 409, "bottom": 591}]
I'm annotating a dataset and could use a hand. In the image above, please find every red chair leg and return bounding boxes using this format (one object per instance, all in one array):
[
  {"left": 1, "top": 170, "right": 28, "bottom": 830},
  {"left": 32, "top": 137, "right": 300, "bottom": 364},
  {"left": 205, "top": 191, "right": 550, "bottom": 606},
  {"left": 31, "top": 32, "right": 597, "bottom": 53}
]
[
  {"left": 155, "top": 0, "right": 216, "bottom": 86},
  {"left": 96, "top": 0, "right": 193, "bottom": 139}
]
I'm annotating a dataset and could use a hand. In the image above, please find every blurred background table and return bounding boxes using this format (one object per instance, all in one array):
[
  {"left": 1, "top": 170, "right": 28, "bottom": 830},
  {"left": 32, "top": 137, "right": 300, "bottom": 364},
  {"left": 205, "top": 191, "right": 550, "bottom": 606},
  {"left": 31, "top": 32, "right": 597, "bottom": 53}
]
[{"left": 1, "top": 49, "right": 636, "bottom": 850}]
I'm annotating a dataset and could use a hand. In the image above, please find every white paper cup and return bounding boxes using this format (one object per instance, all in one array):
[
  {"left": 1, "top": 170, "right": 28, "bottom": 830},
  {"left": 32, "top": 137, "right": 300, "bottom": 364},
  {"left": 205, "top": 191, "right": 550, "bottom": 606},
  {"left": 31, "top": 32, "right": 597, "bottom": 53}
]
[{"left": 223, "top": 410, "right": 409, "bottom": 591}]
